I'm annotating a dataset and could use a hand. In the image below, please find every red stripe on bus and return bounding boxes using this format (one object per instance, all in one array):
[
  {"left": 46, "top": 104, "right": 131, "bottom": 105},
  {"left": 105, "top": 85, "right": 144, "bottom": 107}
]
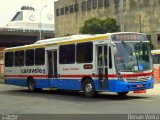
[
  {"left": 121, "top": 72, "right": 152, "bottom": 78},
  {"left": 95, "top": 74, "right": 117, "bottom": 78},
  {"left": 61, "top": 74, "right": 118, "bottom": 78},
  {"left": 4, "top": 72, "right": 152, "bottom": 79},
  {"left": 60, "top": 75, "right": 92, "bottom": 78},
  {"left": 4, "top": 74, "right": 117, "bottom": 78},
  {"left": 4, "top": 75, "right": 48, "bottom": 78}
]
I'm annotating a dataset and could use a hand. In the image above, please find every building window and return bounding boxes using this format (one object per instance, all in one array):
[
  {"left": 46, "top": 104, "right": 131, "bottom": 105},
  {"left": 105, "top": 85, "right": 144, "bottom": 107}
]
[
  {"left": 104, "top": 0, "right": 109, "bottom": 7},
  {"left": 114, "top": 0, "right": 119, "bottom": 14},
  {"left": 15, "top": 50, "right": 24, "bottom": 66},
  {"left": 56, "top": 9, "right": 60, "bottom": 16},
  {"left": 25, "top": 49, "right": 34, "bottom": 66},
  {"left": 81, "top": 1, "right": 86, "bottom": 11},
  {"left": 11, "top": 12, "right": 23, "bottom": 21},
  {"left": 146, "top": 35, "right": 151, "bottom": 41},
  {"left": 92, "top": 0, "right": 97, "bottom": 9},
  {"left": 35, "top": 48, "right": 45, "bottom": 65},
  {"left": 74, "top": 3, "right": 79, "bottom": 12},
  {"left": 61, "top": 8, "right": 64, "bottom": 15},
  {"left": 157, "top": 34, "right": 160, "bottom": 44},
  {"left": 5, "top": 52, "right": 14, "bottom": 67},
  {"left": 59, "top": 44, "right": 75, "bottom": 64},
  {"left": 130, "top": 0, "right": 136, "bottom": 10},
  {"left": 76, "top": 42, "right": 93, "bottom": 63},
  {"left": 114, "top": 0, "right": 119, "bottom": 7},
  {"left": 87, "top": 0, "right": 92, "bottom": 10},
  {"left": 98, "top": 0, "right": 103, "bottom": 8},
  {"left": 65, "top": 6, "right": 69, "bottom": 14},
  {"left": 70, "top": 5, "right": 74, "bottom": 13}
]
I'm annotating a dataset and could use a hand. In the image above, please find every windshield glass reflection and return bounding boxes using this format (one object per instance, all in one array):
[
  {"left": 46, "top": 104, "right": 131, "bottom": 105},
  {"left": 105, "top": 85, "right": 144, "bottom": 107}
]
[{"left": 115, "top": 42, "right": 152, "bottom": 72}]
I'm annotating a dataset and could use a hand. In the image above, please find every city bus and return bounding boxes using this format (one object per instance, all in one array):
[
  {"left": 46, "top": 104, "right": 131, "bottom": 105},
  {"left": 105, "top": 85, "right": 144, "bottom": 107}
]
[
  {"left": 151, "top": 50, "right": 160, "bottom": 82},
  {"left": 4, "top": 32, "right": 154, "bottom": 97}
]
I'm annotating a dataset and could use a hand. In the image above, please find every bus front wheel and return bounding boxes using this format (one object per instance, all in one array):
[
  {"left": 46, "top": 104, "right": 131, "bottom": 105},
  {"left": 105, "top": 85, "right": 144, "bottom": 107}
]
[
  {"left": 117, "top": 92, "right": 128, "bottom": 96},
  {"left": 82, "top": 79, "right": 96, "bottom": 98}
]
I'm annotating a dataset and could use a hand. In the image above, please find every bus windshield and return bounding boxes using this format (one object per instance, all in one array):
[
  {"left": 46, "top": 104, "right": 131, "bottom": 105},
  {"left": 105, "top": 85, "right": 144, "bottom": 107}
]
[{"left": 115, "top": 42, "right": 152, "bottom": 72}]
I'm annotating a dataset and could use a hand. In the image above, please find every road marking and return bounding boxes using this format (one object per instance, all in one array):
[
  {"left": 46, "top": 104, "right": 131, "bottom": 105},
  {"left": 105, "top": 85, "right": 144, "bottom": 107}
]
[{"left": 136, "top": 99, "right": 154, "bottom": 102}]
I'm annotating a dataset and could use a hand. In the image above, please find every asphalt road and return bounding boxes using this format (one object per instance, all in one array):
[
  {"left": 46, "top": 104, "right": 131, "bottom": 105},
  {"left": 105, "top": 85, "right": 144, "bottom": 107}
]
[{"left": 0, "top": 84, "right": 160, "bottom": 120}]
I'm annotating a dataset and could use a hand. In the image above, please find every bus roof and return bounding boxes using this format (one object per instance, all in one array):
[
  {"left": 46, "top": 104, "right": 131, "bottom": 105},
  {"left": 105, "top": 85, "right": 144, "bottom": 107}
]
[
  {"left": 5, "top": 34, "right": 108, "bottom": 52},
  {"left": 151, "top": 50, "right": 160, "bottom": 54},
  {"left": 4, "top": 32, "right": 146, "bottom": 52}
]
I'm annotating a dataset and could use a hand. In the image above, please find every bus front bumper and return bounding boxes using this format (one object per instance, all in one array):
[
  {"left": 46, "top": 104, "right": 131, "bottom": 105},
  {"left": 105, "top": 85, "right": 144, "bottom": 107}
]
[{"left": 108, "top": 77, "right": 154, "bottom": 92}]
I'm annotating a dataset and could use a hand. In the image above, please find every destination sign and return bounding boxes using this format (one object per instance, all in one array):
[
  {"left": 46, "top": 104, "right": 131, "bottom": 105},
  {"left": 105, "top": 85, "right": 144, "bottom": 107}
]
[{"left": 111, "top": 34, "right": 148, "bottom": 41}]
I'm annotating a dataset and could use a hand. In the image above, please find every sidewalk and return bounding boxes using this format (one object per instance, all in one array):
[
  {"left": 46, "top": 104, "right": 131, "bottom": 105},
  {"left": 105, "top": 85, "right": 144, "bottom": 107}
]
[
  {"left": 145, "top": 83, "right": 160, "bottom": 95},
  {"left": 0, "top": 78, "right": 4, "bottom": 84}
]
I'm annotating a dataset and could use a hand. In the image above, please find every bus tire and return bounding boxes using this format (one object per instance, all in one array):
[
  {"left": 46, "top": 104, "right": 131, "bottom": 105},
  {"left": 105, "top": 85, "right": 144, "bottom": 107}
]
[
  {"left": 27, "top": 78, "right": 36, "bottom": 92},
  {"left": 82, "top": 79, "right": 96, "bottom": 98},
  {"left": 117, "top": 92, "right": 128, "bottom": 96},
  {"left": 27, "top": 78, "right": 42, "bottom": 92},
  {"left": 27, "top": 78, "right": 35, "bottom": 92}
]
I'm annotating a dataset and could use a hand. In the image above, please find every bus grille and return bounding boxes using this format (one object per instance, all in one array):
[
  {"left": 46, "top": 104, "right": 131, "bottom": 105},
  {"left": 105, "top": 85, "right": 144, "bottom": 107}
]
[{"left": 126, "top": 76, "right": 150, "bottom": 83}]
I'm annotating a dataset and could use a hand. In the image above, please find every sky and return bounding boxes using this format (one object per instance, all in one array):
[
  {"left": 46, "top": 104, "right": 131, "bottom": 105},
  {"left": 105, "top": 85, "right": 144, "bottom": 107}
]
[{"left": 0, "top": 0, "right": 58, "bottom": 26}]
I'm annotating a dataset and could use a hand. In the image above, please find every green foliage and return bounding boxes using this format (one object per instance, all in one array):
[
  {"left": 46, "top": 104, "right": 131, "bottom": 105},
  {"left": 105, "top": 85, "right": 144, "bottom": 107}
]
[
  {"left": 63, "top": 33, "right": 74, "bottom": 37},
  {"left": 80, "top": 17, "right": 120, "bottom": 34}
]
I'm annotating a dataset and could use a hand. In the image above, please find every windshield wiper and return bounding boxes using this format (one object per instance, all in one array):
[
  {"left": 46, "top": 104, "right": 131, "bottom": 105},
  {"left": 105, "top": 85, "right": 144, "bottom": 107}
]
[{"left": 121, "top": 41, "right": 133, "bottom": 57}]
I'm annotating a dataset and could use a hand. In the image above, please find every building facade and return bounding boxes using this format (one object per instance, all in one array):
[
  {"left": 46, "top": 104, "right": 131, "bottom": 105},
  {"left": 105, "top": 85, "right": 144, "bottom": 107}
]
[{"left": 55, "top": 0, "right": 160, "bottom": 49}]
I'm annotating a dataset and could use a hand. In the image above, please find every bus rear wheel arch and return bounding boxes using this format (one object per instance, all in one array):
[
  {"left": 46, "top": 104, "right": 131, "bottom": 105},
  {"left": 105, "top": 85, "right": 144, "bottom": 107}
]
[{"left": 82, "top": 78, "right": 96, "bottom": 98}]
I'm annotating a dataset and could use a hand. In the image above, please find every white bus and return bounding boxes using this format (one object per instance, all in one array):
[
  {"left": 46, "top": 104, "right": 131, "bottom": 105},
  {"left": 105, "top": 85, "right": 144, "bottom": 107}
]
[{"left": 4, "top": 32, "right": 154, "bottom": 97}]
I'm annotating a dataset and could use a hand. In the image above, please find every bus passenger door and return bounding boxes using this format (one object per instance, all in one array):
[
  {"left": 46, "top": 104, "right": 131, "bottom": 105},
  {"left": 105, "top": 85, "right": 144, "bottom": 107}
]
[
  {"left": 97, "top": 45, "right": 109, "bottom": 90},
  {"left": 47, "top": 50, "right": 58, "bottom": 87}
]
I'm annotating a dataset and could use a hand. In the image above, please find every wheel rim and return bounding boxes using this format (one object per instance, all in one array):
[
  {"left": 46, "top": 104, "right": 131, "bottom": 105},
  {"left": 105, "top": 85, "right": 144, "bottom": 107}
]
[
  {"left": 85, "top": 83, "right": 93, "bottom": 93},
  {"left": 29, "top": 81, "right": 34, "bottom": 91}
]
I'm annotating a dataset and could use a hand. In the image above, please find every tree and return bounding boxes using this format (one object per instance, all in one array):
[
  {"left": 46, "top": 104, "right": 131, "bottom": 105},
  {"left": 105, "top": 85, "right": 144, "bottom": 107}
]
[{"left": 80, "top": 17, "right": 120, "bottom": 34}]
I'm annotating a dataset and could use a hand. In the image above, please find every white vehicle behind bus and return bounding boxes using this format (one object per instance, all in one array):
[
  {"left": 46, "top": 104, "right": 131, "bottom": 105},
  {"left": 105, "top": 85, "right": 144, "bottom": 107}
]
[{"left": 151, "top": 50, "right": 160, "bottom": 83}]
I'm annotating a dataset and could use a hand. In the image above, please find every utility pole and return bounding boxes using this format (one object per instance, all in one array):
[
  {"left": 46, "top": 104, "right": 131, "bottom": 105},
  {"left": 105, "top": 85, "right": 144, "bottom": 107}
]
[
  {"left": 120, "top": 0, "right": 124, "bottom": 32},
  {"left": 139, "top": 2, "right": 142, "bottom": 33},
  {"left": 39, "top": 5, "right": 47, "bottom": 40}
]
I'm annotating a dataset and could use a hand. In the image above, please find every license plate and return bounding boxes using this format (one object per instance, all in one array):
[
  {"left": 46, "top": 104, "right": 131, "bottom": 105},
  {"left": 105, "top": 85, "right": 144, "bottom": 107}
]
[
  {"left": 136, "top": 84, "right": 143, "bottom": 88},
  {"left": 134, "top": 89, "right": 146, "bottom": 93}
]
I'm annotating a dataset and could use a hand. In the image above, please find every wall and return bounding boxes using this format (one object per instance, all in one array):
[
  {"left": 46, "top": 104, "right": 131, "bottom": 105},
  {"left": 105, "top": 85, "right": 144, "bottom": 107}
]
[{"left": 55, "top": 0, "right": 160, "bottom": 49}]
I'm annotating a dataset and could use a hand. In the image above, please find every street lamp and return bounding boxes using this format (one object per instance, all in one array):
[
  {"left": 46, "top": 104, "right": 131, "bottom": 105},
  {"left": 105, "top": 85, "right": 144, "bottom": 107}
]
[
  {"left": 139, "top": 2, "right": 142, "bottom": 33},
  {"left": 39, "top": 5, "right": 47, "bottom": 40}
]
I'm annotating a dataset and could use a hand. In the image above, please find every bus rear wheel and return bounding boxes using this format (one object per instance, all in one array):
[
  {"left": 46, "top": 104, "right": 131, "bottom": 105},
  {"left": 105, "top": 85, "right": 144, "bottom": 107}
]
[
  {"left": 82, "top": 79, "right": 96, "bottom": 98},
  {"left": 27, "top": 79, "right": 36, "bottom": 92},
  {"left": 27, "top": 78, "right": 42, "bottom": 92}
]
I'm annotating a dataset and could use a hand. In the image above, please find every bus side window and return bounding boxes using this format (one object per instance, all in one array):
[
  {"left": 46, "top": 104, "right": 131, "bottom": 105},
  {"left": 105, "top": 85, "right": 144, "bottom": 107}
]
[
  {"left": 35, "top": 48, "right": 45, "bottom": 65},
  {"left": 25, "top": 49, "right": 34, "bottom": 66},
  {"left": 76, "top": 42, "right": 93, "bottom": 63},
  {"left": 15, "top": 50, "right": 24, "bottom": 66},
  {"left": 59, "top": 44, "right": 75, "bottom": 64},
  {"left": 5, "top": 52, "right": 14, "bottom": 67}
]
